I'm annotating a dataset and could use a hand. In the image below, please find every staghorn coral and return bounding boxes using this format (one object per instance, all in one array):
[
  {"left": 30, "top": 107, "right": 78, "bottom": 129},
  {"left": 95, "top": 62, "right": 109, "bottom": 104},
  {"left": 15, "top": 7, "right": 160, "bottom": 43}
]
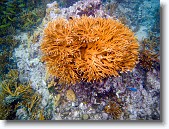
[{"left": 41, "top": 16, "right": 139, "bottom": 85}]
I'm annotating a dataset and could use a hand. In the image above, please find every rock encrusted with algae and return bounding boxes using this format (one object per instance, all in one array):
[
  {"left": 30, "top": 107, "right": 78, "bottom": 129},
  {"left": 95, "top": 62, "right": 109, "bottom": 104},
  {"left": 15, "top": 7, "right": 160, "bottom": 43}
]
[{"left": 45, "top": 0, "right": 107, "bottom": 20}]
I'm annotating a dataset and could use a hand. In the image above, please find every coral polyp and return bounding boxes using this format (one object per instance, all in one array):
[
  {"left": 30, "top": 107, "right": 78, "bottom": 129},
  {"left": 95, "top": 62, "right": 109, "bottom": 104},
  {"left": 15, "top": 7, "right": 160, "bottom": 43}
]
[{"left": 41, "top": 16, "right": 139, "bottom": 85}]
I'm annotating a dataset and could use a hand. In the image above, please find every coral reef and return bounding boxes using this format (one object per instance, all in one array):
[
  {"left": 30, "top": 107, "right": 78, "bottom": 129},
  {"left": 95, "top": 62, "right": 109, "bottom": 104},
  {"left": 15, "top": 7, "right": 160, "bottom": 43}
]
[
  {"left": 41, "top": 16, "right": 139, "bottom": 84},
  {"left": 12, "top": 0, "right": 160, "bottom": 120}
]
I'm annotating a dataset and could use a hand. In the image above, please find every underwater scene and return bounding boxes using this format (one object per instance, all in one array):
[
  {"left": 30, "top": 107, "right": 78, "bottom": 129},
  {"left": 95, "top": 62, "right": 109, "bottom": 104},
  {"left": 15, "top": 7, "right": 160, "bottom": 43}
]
[{"left": 0, "top": 0, "right": 160, "bottom": 120}]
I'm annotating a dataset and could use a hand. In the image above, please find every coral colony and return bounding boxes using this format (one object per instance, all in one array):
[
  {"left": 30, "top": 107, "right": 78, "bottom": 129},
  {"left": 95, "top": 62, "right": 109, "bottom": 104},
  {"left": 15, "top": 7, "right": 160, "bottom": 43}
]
[
  {"left": 41, "top": 16, "right": 139, "bottom": 84},
  {"left": 0, "top": 0, "right": 160, "bottom": 120}
]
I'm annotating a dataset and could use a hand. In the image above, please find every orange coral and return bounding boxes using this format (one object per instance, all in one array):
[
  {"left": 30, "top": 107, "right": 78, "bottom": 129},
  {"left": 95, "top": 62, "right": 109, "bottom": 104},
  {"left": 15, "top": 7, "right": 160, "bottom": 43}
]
[{"left": 41, "top": 16, "right": 139, "bottom": 84}]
